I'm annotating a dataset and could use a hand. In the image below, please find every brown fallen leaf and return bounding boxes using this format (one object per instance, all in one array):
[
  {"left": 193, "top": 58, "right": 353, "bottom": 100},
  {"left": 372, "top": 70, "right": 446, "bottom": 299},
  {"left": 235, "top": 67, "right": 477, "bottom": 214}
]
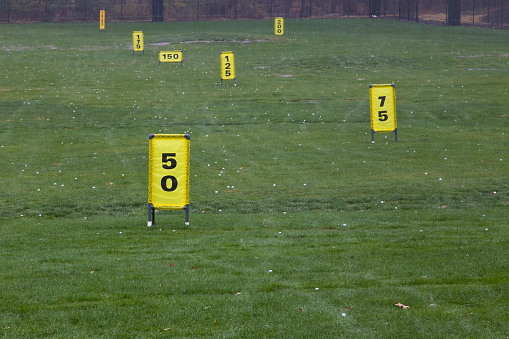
[{"left": 395, "top": 303, "right": 410, "bottom": 309}]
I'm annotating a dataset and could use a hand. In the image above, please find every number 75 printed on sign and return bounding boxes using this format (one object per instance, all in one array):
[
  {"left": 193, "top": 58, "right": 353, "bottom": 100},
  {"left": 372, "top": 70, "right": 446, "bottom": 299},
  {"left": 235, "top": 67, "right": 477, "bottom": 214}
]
[{"left": 369, "top": 83, "right": 397, "bottom": 142}]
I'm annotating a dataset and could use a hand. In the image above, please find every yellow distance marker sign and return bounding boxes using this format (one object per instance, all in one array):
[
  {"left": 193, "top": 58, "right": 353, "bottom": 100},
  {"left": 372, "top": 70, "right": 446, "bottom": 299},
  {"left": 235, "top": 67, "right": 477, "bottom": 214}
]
[
  {"left": 159, "top": 51, "right": 183, "bottom": 66},
  {"left": 132, "top": 31, "right": 144, "bottom": 54},
  {"left": 100, "top": 10, "right": 105, "bottom": 29},
  {"left": 275, "top": 17, "right": 284, "bottom": 35},
  {"left": 220, "top": 51, "right": 236, "bottom": 85},
  {"left": 369, "top": 83, "right": 397, "bottom": 142},
  {"left": 148, "top": 134, "right": 190, "bottom": 226}
]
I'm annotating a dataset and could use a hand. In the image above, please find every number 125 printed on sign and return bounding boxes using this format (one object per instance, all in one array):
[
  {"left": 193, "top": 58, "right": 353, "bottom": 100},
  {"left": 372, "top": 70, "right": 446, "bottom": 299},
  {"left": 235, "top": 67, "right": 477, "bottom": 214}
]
[{"left": 220, "top": 51, "right": 236, "bottom": 85}]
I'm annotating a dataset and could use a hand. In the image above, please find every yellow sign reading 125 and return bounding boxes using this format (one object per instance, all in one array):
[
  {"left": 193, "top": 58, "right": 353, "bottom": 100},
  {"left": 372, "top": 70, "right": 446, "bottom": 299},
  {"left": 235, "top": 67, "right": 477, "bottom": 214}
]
[
  {"left": 148, "top": 134, "right": 190, "bottom": 226},
  {"left": 132, "top": 31, "right": 144, "bottom": 53},
  {"left": 275, "top": 17, "right": 284, "bottom": 35},
  {"left": 220, "top": 51, "right": 236, "bottom": 85},
  {"left": 369, "top": 83, "right": 397, "bottom": 142}
]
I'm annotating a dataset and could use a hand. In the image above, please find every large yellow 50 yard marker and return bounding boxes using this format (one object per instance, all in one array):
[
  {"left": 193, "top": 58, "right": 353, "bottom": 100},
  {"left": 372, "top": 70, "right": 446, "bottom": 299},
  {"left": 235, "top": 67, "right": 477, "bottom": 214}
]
[{"left": 148, "top": 134, "right": 190, "bottom": 226}]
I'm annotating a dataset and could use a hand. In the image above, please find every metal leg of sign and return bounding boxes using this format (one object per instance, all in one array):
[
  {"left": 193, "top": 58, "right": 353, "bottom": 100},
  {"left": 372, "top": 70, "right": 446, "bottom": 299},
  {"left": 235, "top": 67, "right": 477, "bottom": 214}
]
[
  {"left": 394, "top": 128, "right": 398, "bottom": 141},
  {"left": 371, "top": 129, "right": 375, "bottom": 143},
  {"left": 234, "top": 78, "right": 237, "bottom": 86},
  {"left": 184, "top": 204, "right": 190, "bottom": 225},
  {"left": 148, "top": 203, "right": 155, "bottom": 226},
  {"left": 220, "top": 78, "right": 223, "bottom": 86}
]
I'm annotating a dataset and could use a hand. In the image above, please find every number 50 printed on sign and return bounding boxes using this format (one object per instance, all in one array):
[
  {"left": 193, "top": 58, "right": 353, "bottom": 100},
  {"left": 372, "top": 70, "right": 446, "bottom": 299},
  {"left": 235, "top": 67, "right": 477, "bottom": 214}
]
[
  {"left": 148, "top": 134, "right": 190, "bottom": 226},
  {"left": 369, "top": 83, "right": 397, "bottom": 142}
]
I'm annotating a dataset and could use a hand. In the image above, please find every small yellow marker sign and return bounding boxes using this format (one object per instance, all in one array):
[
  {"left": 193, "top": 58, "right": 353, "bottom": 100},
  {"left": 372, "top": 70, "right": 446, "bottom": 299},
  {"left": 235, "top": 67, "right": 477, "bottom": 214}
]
[
  {"left": 132, "top": 31, "right": 144, "bottom": 54},
  {"left": 369, "top": 83, "right": 397, "bottom": 142},
  {"left": 220, "top": 51, "right": 236, "bottom": 85},
  {"left": 275, "top": 17, "right": 284, "bottom": 35},
  {"left": 100, "top": 10, "right": 105, "bottom": 30},
  {"left": 159, "top": 51, "right": 183, "bottom": 66}
]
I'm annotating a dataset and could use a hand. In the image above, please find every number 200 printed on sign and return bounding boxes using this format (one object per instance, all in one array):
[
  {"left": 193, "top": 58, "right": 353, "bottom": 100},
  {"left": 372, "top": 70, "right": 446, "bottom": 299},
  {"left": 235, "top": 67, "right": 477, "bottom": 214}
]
[
  {"left": 275, "top": 17, "right": 284, "bottom": 35},
  {"left": 148, "top": 134, "right": 190, "bottom": 210}
]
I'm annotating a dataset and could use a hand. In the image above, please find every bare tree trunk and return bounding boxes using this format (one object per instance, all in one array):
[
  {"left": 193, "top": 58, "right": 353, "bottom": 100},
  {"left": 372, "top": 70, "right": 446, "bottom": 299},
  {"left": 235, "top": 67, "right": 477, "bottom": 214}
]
[
  {"left": 447, "top": 0, "right": 461, "bottom": 25},
  {"left": 152, "top": 0, "right": 163, "bottom": 21}
]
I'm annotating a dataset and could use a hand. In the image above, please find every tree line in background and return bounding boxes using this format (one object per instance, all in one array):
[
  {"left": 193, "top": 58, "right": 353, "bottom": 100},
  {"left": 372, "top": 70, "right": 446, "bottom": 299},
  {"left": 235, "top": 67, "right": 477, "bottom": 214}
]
[{"left": 0, "top": 0, "right": 507, "bottom": 27}]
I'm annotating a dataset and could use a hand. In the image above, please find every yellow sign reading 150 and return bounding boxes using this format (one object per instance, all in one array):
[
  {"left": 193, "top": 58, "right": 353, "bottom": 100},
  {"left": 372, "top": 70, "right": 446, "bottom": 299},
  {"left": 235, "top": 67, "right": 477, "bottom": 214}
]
[{"left": 159, "top": 51, "right": 183, "bottom": 66}]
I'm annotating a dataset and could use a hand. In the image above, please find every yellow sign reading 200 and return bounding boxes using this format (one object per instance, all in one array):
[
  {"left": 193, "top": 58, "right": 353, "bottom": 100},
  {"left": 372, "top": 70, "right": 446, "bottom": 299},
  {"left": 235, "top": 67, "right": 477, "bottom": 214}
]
[
  {"left": 275, "top": 17, "right": 284, "bottom": 35},
  {"left": 132, "top": 31, "right": 144, "bottom": 52},
  {"left": 369, "top": 83, "right": 397, "bottom": 141},
  {"left": 148, "top": 134, "right": 190, "bottom": 214}
]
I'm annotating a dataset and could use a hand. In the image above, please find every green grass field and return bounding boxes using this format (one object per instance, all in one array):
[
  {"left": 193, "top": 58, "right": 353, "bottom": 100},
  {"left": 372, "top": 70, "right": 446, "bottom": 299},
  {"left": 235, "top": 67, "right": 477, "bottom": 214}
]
[{"left": 1, "top": 19, "right": 508, "bottom": 337}]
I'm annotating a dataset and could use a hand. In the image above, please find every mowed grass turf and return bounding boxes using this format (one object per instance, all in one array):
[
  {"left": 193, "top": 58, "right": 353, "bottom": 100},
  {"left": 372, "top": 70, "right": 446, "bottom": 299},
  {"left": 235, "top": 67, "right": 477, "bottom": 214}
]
[{"left": 1, "top": 19, "right": 508, "bottom": 337}]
